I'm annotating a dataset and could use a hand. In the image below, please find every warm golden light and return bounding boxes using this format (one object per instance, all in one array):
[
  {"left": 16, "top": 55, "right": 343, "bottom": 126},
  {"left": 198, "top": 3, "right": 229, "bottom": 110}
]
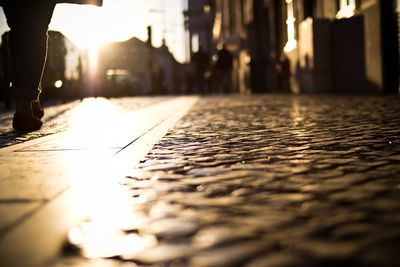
[
  {"left": 213, "top": 12, "right": 222, "bottom": 41},
  {"left": 284, "top": 0, "right": 297, "bottom": 53},
  {"left": 51, "top": 1, "right": 149, "bottom": 50},
  {"left": 61, "top": 98, "right": 136, "bottom": 232},
  {"left": 55, "top": 80, "right": 63, "bottom": 88},
  {"left": 87, "top": 44, "right": 101, "bottom": 82},
  {"left": 68, "top": 97, "right": 123, "bottom": 131},
  {"left": 47, "top": 0, "right": 188, "bottom": 62},
  {"left": 50, "top": 1, "right": 153, "bottom": 84},
  {"left": 336, "top": 0, "right": 356, "bottom": 19},
  {"left": 204, "top": 4, "right": 211, "bottom": 14},
  {"left": 59, "top": 97, "right": 200, "bottom": 259}
]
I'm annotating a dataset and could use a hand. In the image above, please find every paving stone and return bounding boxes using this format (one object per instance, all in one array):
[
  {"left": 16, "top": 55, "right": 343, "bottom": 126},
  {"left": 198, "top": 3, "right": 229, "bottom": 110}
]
[
  {"left": 123, "top": 243, "right": 194, "bottom": 264},
  {"left": 148, "top": 201, "right": 185, "bottom": 219},
  {"left": 245, "top": 253, "right": 312, "bottom": 267},
  {"left": 118, "top": 212, "right": 152, "bottom": 233},
  {"left": 193, "top": 226, "right": 259, "bottom": 249},
  {"left": 51, "top": 257, "right": 137, "bottom": 267},
  {"left": 0, "top": 97, "right": 167, "bottom": 149},
  {"left": 142, "top": 217, "right": 200, "bottom": 239},
  {"left": 360, "top": 240, "right": 400, "bottom": 267},
  {"left": 175, "top": 195, "right": 241, "bottom": 208},
  {"left": 332, "top": 223, "right": 375, "bottom": 240},
  {"left": 189, "top": 241, "right": 271, "bottom": 267},
  {"left": 286, "top": 238, "right": 362, "bottom": 260},
  {"left": 0, "top": 202, "right": 42, "bottom": 235},
  {"left": 56, "top": 95, "right": 400, "bottom": 266},
  {"left": 69, "top": 222, "right": 157, "bottom": 259}
]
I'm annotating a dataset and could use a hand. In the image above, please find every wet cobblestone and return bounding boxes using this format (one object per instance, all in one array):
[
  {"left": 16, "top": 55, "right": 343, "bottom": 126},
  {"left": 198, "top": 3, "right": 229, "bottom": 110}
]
[{"left": 58, "top": 95, "right": 400, "bottom": 267}]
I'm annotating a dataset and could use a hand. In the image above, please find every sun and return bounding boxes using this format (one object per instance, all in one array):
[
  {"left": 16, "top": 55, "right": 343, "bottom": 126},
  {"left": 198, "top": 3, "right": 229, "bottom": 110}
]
[{"left": 50, "top": 0, "right": 149, "bottom": 50}]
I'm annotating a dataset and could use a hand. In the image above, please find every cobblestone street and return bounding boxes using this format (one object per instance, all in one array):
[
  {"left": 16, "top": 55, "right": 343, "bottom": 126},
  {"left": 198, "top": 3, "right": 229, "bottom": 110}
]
[{"left": 46, "top": 95, "right": 400, "bottom": 267}]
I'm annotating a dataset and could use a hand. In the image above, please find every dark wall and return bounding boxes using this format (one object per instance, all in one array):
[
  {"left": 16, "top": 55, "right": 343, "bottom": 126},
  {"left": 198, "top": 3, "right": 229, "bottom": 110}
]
[
  {"left": 332, "top": 16, "right": 368, "bottom": 93},
  {"left": 251, "top": 0, "right": 279, "bottom": 93},
  {"left": 303, "top": 0, "right": 315, "bottom": 19},
  {"left": 380, "top": 0, "right": 399, "bottom": 93}
]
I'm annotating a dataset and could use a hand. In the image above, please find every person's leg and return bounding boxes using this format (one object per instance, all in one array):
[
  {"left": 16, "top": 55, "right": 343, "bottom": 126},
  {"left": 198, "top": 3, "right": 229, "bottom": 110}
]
[
  {"left": 3, "top": 1, "right": 55, "bottom": 130},
  {"left": 0, "top": 33, "right": 12, "bottom": 110}
]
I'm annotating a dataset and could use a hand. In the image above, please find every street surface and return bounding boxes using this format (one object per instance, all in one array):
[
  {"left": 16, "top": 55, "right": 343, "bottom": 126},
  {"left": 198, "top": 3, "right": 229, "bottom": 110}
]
[
  {"left": 1, "top": 95, "right": 400, "bottom": 267},
  {"left": 0, "top": 97, "right": 167, "bottom": 148},
  {"left": 0, "top": 96, "right": 195, "bottom": 267}
]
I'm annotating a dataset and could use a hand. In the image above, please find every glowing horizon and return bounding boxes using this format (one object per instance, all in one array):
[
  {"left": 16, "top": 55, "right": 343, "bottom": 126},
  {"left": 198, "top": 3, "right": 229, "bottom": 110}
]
[{"left": 51, "top": 1, "right": 144, "bottom": 49}]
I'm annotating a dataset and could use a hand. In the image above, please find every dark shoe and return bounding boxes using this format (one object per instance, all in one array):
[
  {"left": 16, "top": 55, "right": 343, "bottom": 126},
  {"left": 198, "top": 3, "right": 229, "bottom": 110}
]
[
  {"left": 32, "top": 102, "right": 44, "bottom": 119},
  {"left": 13, "top": 113, "right": 43, "bottom": 131}
]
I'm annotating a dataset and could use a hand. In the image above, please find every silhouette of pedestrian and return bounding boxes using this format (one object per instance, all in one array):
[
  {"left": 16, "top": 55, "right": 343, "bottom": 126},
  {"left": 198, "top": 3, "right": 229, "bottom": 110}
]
[
  {"left": 276, "top": 54, "right": 291, "bottom": 92},
  {"left": 191, "top": 45, "right": 210, "bottom": 94},
  {"left": 0, "top": 0, "right": 102, "bottom": 131},
  {"left": 214, "top": 44, "right": 233, "bottom": 94}
]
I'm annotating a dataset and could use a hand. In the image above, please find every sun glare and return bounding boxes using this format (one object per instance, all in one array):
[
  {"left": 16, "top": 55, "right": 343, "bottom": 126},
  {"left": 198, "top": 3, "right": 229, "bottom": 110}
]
[
  {"left": 50, "top": 0, "right": 153, "bottom": 79},
  {"left": 51, "top": 0, "right": 149, "bottom": 50},
  {"left": 48, "top": 0, "right": 187, "bottom": 63}
]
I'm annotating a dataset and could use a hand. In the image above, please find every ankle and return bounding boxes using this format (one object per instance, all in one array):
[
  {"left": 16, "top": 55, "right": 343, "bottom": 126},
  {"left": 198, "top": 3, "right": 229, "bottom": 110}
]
[{"left": 15, "top": 100, "right": 33, "bottom": 115}]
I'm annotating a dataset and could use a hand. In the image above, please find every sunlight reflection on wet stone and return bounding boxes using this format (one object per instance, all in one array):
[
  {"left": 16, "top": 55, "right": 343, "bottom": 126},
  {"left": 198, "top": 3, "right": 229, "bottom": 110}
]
[
  {"left": 121, "top": 243, "right": 194, "bottom": 264},
  {"left": 68, "top": 222, "right": 157, "bottom": 259},
  {"left": 119, "top": 212, "right": 151, "bottom": 233},
  {"left": 57, "top": 95, "right": 400, "bottom": 267},
  {"left": 148, "top": 201, "right": 184, "bottom": 219},
  {"left": 190, "top": 241, "right": 271, "bottom": 267},
  {"left": 143, "top": 217, "right": 199, "bottom": 239},
  {"left": 193, "top": 226, "right": 259, "bottom": 249},
  {"left": 244, "top": 252, "right": 309, "bottom": 267},
  {"left": 53, "top": 258, "right": 138, "bottom": 267}
]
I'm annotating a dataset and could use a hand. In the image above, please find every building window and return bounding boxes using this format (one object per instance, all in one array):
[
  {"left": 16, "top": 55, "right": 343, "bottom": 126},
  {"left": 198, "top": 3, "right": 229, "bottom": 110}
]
[
  {"left": 284, "top": 0, "right": 297, "bottom": 53},
  {"left": 213, "top": 12, "right": 222, "bottom": 41},
  {"left": 336, "top": 0, "right": 356, "bottom": 18},
  {"left": 191, "top": 33, "right": 199, "bottom": 53}
]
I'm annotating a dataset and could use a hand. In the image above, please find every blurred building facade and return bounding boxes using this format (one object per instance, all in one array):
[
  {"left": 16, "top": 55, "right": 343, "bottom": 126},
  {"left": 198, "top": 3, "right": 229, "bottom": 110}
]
[
  {"left": 186, "top": 0, "right": 400, "bottom": 94},
  {"left": 278, "top": 0, "right": 400, "bottom": 94},
  {"left": 184, "top": 0, "right": 216, "bottom": 57},
  {"left": 211, "top": 0, "right": 253, "bottom": 94},
  {"left": 97, "top": 31, "right": 182, "bottom": 96},
  {"left": 43, "top": 31, "right": 89, "bottom": 99}
]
